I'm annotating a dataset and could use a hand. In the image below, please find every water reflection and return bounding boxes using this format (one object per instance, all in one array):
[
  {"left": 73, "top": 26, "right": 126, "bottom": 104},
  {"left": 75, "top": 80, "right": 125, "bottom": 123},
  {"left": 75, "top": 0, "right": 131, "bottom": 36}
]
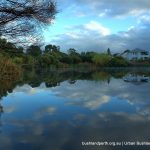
[
  {"left": 0, "top": 104, "right": 3, "bottom": 133},
  {"left": 123, "top": 73, "right": 149, "bottom": 83},
  {"left": 0, "top": 68, "right": 150, "bottom": 150}
]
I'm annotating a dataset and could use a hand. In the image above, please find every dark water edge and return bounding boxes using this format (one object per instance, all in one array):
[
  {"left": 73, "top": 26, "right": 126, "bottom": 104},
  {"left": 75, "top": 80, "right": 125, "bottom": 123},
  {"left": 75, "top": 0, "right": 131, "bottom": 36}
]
[{"left": 0, "top": 67, "right": 150, "bottom": 150}]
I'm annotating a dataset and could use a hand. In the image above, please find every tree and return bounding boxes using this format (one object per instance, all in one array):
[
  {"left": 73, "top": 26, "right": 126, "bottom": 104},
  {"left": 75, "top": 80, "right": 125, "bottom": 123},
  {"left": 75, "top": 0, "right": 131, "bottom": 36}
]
[
  {"left": 68, "top": 48, "right": 77, "bottom": 55},
  {"left": 44, "top": 44, "right": 60, "bottom": 53},
  {"left": 109, "top": 56, "right": 129, "bottom": 67},
  {"left": 17, "top": 46, "right": 24, "bottom": 54},
  {"left": 80, "top": 51, "right": 95, "bottom": 63},
  {"left": 107, "top": 48, "right": 111, "bottom": 55},
  {"left": 92, "top": 53, "right": 111, "bottom": 66},
  {"left": 38, "top": 53, "right": 53, "bottom": 67},
  {"left": 44, "top": 44, "right": 53, "bottom": 53},
  {"left": 0, "top": 0, "right": 57, "bottom": 44},
  {"left": 23, "top": 55, "right": 35, "bottom": 65},
  {"left": 26, "top": 45, "right": 42, "bottom": 57},
  {"left": 67, "top": 48, "right": 81, "bottom": 64}
]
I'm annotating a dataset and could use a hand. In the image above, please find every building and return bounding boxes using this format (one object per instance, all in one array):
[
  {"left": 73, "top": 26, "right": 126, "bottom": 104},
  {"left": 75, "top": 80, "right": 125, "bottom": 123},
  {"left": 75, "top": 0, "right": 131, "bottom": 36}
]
[{"left": 120, "top": 49, "right": 150, "bottom": 61}]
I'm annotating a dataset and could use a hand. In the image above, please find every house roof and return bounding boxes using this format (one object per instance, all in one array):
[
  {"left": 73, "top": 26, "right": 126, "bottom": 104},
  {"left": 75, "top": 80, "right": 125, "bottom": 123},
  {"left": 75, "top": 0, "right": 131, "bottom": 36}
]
[
  {"left": 130, "top": 48, "right": 147, "bottom": 53},
  {"left": 121, "top": 49, "right": 149, "bottom": 55}
]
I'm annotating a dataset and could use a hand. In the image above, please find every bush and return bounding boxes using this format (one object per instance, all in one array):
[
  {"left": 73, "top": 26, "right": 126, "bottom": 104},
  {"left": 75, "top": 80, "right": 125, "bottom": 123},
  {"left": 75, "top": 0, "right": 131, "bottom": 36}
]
[
  {"left": 109, "top": 56, "right": 129, "bottom": 67},
  {"left": 13, "top": 57, "right": 23, "bottom": 65}
]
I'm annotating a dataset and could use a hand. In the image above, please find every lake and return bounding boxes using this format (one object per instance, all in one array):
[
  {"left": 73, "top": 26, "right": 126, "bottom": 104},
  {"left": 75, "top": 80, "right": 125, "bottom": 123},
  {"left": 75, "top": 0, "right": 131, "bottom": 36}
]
[{"left": 0, "top": 68, "right": 150, "bottom": 150}]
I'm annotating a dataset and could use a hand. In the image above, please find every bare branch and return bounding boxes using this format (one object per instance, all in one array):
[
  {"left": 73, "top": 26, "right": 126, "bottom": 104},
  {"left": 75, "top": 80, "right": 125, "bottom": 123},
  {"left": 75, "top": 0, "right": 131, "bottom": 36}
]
[{"left": 0, "top": 0, "right": 57, "bottom": 46}]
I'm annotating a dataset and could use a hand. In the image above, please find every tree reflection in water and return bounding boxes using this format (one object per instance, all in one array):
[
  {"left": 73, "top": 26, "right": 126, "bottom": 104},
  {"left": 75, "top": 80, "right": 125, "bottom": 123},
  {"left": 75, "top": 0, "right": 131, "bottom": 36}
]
[
  {"left": 0, "top": 104, "right": 3, "bottom": 133},
  {"left": 1, "top": 67, "right": 150, "bottom": 99},
  {"left": 0, "top": 67, "right": 150, "bottom": 149}
]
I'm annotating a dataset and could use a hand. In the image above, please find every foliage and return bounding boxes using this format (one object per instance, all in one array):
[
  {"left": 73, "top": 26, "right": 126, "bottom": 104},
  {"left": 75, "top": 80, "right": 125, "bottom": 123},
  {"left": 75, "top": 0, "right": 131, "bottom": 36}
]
[
  {"left": 13, "top": 57, "right": 24, "bottom": 65},
  {"left": 107, "top": 48, "right": 111, "bottom": 55},
  {"left": 109, "top": 56, "right": 129, "bottom": 67},
  {"left": 44, "top": 44, "right": 60, "bottom": 53},
  {"left": 26, "top": 45, "right": 42, "bottom": 57},
  {"left": 0, "top": 0, "right": 57, "bottom": 45},
  {"left": 92, "top": 53, "right": 111, "bottom": 66},
  {"left": 67, "top": 48, "right": 81, "bottom": 64},
  {"left": 80, "top": 52, "right": 95, "bottom": 63},
  {"left": 0, "top": 57, "right": 22, "bottom": 80},
  {"left": 92, "top": 71, "right": 111, "bottom": 81},
  {"left": 0, "top": 38, "right": 149, "bottom": 68},
  {"left": 23, "top": 55, "right": 35, "bottom": 66},
  {"left": 38, "top": 53, "right": 54, "bottom": 67}
]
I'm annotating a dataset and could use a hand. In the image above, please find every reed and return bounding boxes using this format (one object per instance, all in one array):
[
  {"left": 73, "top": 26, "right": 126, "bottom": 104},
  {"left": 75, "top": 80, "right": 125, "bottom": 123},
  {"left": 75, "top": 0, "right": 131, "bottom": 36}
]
[{"left": 0, "top": 57, "right": 22, "bottom": 80}]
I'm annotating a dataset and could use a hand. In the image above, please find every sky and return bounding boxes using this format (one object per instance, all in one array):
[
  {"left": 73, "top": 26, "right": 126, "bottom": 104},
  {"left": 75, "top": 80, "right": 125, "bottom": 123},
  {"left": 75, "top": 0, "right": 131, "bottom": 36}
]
[{"left": 43, "top": 0, "right": 150, "bottom": 53}]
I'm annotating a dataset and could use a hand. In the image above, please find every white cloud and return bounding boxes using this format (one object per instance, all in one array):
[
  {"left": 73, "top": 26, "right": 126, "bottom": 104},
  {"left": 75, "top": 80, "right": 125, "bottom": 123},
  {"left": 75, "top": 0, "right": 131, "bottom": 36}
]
[
  {"left": 138, "top": 14, "right": 150, "bottom": 25},
  {"left": 34, "top": 106, "right": 57, "bottom": 119},
  {"left": 5, "top": 106, "right": 17, "bottom": 113},
  {"left": 84, "top": 21, "right": 111, "bottom": 36},
  {"left": 84, "top": 95, "right": 110, "bottom": 110},
  {"left": 13, "top": 83, "right": 49, "bottom": 95},
  {"left": 50, "top": 21, "right": 113, "bottom": 52},
  {"left": 49, "top": 16, "right": 150, "bottom": 52},
  {"left": 127, "top": 26, "right": 135, "bottom": 31},
  {"left": 50, "top": 75, "right": 150, "bottom": 120},
  {"left": 75, "top": 12, "right": 86, "bottom": 17},
  {"left": 74, "top": 0, "right": 150, "bottom": 17},
  {"left": 65, "top": 32, "right": 80, "bottom": 39},
  {"left": 51, "top": 80, "right": 112, "bottom": 110},
  {"left": 45, "top": 0, "right": 150, "bottom": 52}
]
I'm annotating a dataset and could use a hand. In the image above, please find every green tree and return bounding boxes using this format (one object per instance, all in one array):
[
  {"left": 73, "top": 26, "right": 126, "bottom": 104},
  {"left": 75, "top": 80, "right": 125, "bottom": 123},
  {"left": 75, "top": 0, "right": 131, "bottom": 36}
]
[
  {"left": 13, "top": 57, "right": 23, "bottom": 65},
  {"left": 80, "top": 52, "right": 96, "bottom": 63},
  {"left": 109, "top": 56, "right": 129, "bottom": 67},
  {"left": 0, "top": 38, "right": 23, "bottom": 56},
  {"left": 67, "top": 48, "right": 81, "bottom": 64},
  {"left": 17, "top": 46, "right": 24, "bottom": 54},
  {"left": 44, "top": 44, "right": 53, "bottom": 53},
  {"left": 107, "top": 48, "right": 111, "bottom": 55},
  {"left": 38, "top": 53, "right": 55, "bottom": 67},
  {"left": 23, "top": 55, "right": 35, "bottom": 66},
  {"left": 68, "top": 48, "right": 77, "bottom": 55},
  {"left": 92, "top": 53, "right": 111, "bottom": 66},
  {"left": 44, "top": 44, "right": 60, "bottom": 54},
  {"left": 26, "top": 45, "right": 42, "bottom": 57}
]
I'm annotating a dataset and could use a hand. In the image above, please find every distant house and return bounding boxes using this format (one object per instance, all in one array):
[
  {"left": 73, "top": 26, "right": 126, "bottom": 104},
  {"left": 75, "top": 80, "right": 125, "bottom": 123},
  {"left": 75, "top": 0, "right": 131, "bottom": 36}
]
[{"left": 120, "top": 49, "right": 150, "bottom": 61}]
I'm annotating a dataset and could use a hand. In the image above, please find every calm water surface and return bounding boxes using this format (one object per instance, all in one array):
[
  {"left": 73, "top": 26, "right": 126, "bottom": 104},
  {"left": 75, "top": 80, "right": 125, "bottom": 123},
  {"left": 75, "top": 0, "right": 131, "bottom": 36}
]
[{"left": 0, "top": 68, "right": 150, "bottom": 150}]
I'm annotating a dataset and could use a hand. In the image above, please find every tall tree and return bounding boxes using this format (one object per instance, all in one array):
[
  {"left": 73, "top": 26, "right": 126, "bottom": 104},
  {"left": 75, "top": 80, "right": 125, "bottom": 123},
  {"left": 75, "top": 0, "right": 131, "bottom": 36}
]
[
  {"left": 107, "top": 48, "right": 111, "bottom": 55},
  {"left": 26, "top": 45, "right": 42, "bottom": 57},
  {"left": 67, "top": 48, "right": 81, "bottom": 64},
  {"left": 68, "top": 48, "right": 77, "bottom": 55},
  {"left": 92, "top": 53, "right": 111, "bottom": 66},
  {"left": 44, "top": 44, "right": 53, "bottom": 53},
  {"left": 0, "top": 0, "right": 57, "bottom": 44},
  {"left": 44, "top": 44, "right": 60, "bottom": 54}
]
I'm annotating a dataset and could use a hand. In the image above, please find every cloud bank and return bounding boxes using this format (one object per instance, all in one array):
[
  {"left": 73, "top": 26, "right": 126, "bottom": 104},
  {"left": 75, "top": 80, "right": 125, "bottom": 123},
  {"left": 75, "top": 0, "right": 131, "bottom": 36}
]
[{"left": 46, "top": 0, "right": 150, "bottom": 53}]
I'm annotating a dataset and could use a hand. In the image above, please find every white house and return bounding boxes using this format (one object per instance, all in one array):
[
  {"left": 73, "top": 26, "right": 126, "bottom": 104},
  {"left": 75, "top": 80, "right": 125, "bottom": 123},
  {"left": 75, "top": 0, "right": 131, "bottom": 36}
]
[{"left": 120, "top": 49, "right": 150, "bottom": 61}]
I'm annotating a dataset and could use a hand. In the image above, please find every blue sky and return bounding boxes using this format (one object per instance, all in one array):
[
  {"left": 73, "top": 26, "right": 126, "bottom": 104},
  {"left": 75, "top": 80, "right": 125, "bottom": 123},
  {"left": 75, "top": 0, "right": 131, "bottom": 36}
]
[{"left": 43, "top": 0, "right": 150, "bottom": 53}]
